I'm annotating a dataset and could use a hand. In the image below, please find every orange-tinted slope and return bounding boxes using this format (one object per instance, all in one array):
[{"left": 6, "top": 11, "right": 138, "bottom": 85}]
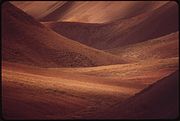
[
  {"left": 2, "top": 2, "right": 125, "bottom": 67},
  {"left": 40, "top": 1, "right": 168, "bottom": 23},
  {"left": 108, "top": 32, "right": 179, "bottom": 62},
  {"left": 2, "top": 57, "right": 178, "bottom": 119},
  {"left": 10, "top": 1, "right": 67, "bottom": 20},
  {"left": 12, "top": 1, "right": 168, "bottom": 23},
  {"left": 44, "top": 1, "right": 178, "bottom": 50},
  {"left": 94, "top": 70, "right": 179, "bottom": 119}
]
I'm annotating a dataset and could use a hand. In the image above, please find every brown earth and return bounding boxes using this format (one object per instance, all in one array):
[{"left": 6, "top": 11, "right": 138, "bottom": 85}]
[
  {"left": 2, "top": 1, "right": 179, "bottom": 120},
  {"left": 93, "top": 71, "right": 179, "bottom": 119},
  {"left": 11, "top": 1, "right": 168, "bottom": 23},
  {"left": 2, "top": 57, "right": 178, "bottom": 119},
  {"left": 107, "top": 32, "right": 179, "bottom": 62},
  {"left": 43, "top": 1, "right": 178, "bottom": 50},
  {"left": 2, "top": 2, "right": 125, "bottom": 67}
]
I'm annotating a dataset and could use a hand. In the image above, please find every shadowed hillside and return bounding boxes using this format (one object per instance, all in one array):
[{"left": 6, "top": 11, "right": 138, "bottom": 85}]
[
  {"left": 11, "top": 1, "right": 67, "bottom": 19},
  {"left": 2, "top": 59, "right": 178, "bottom": 119},
  {"left": 2, "top": 2, "right": 125, "bottom": 67},
  {"left": 96, "top": 71, "right": 179, "bottom": 119},
  {"left": 40, "top": 1, "right": 168, "bottom": 23},
  {"left": 107, "top": 32, "right": 179, "bottom": 62},
  {"left": 44, "top": 1, "right": 178, "bottom": 50},
  {"left": 12, "top": 1, "right": 168, "bottom": 23},
  {"left": 2, "top": 1, "right": 179, "bottom": 120}
]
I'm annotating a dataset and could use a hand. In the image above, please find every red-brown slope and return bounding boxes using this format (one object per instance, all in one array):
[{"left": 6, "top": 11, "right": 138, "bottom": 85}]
[
  {"left": 2, "top": 58, "right": 178, "bottom": 119},
  {"left": 44, "top": 1, "right": 178, "bottom": 50},
  {"left": 11, "top": 1, "right": 168, "bottom": 23},
  {"left": 2, "top": 2, "right": 125, "bottom": 67},
  {"left": 108, "top": 32, "right": 179, "bottom": 62},
  {"left": 40, "top": 1, "right": 168, "bottom": 23},
  {"left": 10, "top": 1, "right": 67, "bottom": 20},
  {"left": 96, "top": 71, "right": 179, "bottom": 119}
]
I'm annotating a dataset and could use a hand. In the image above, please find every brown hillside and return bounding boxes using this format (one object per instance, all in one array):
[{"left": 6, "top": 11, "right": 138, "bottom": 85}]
[
  {"left": 91, "top": 70, "right": 179, "bottom": 119},
  {"left": 2, "top": 2, "right": 125, "bottom": 67},
  {"left": 12, "top": 1, "right": 168, "bottom": 23},
  {"left": 44, "top": 1, "right": 178, "bottom": 50},
  {"left": 108, "top": 32, "right": 179, "bottom": 62}
]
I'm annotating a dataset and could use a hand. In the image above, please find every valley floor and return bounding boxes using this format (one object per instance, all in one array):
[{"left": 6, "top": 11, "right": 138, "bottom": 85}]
[{"left": 2, "top": 57, "right": 178, "bottom": 119}]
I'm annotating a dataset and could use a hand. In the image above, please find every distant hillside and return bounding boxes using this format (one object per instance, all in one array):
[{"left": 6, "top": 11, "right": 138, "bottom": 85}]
[
  {"left": 11, "top": 1, "right": 168, "bottom": 23},
  {"left": 44, "top": 1, "right": 178, "bottom": 50},
  {"left": 108, "top": 32, "right": 179, "bottom": 62}
]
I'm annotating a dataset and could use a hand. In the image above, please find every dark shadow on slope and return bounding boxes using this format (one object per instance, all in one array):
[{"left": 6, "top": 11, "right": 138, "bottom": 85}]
[
  {"left": 98, "top": 70, "right": 179, "bottom": 119},
  {"left": 44, "top": 1, "right": 178, "bottom": 50},
  {"left": 40, "top": 2, "right": 74, "bottom": 22}
]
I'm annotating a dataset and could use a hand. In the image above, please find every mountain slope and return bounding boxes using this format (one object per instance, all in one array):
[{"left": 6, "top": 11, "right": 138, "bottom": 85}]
[
  {"left": 40, "top": 1, "right": 168, "bottom": 23},
  {"left": 2, "top": 59, "right": 178, "bottom": 119},
  {"left": 108, "top": 32, "right": 179, "bottom": 62},
  {"left": 2, "top": 2, "right": 125, "bottom": 67},
  {"left": 44, "top": 1, "right": 178, "bottom": 50},
  {"left": 10, "top": 1, "right": 67, "bottom": 20},
  {"left": 96, "top": 70, "right": 179, "bottom": 119},
  {"left": 12, "top": 1, "right": 168, "bottom": 23}
]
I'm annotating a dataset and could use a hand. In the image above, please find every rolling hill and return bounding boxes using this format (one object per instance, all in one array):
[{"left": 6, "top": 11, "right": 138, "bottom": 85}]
[
  {"left": 2, "top": 58, "right": 178, "bottom": 119},
  {"left": 11, "top": 1, "right": 66, "bottom": 20},
  {"left": 2, "top": 1, "right": 179, "bottom": 120},
  {"left": 2, "top": 2, "right": 125, "bottom": 67},
  {"left": 107, "top": 32, "right": 179, "bottom": 62},
  {"left": 43, "top": 1, "right": 178, "bottom": 50},
  {"left": 97, "top": 70, "right": 179, "bottom": 119},
  {"left": 11, "top": 1, "right": 168, "bottom": 23}
]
